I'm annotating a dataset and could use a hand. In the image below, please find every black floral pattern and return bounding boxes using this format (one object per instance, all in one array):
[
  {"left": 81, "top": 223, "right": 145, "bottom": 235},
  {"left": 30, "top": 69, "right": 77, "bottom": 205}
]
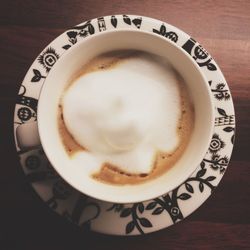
[
  {"left": 153, "top": 24, "right": 178, "bottom": 42},
  {"left": 31, "top": 69, "right": 46, "bottom": 82},
  {"left": 209, "top": 133, "right": 225, "bottom": 154},
  {"left": 148, "top": 193, "right": 184, "bottom": 223},
  {"left": 111, "top": 15, "right": 118, "bottom": 28},
  {"left": 122, "top": 15, "right": 142, "bottom": 29},
  {"left": 182, "top": 38, "right": 217, "bottom": 71},
  {"left": 38, "top": 47, "right": 59, "bottom": 72},
  {"left": 215, "top": 108, "right": 235, "bottom": 144},
  {"left": 62, "top": 21, "right": 95, "bottom": 50},
  {"left": 114, "top": 159, "right": 216, "bottom": 234},
  {"left": 204, "top": 154, "right": 229, "bottom": 173},
  {"left": 119, "top": 203, "right": 153, "bottom": 234},
  {"left": 15, "top": 87, "right": 38, "bottom": 124},
  {"left": 110, "top": 15, "right": 142, "bottom": 29},
  {"left": 209, "top": 81, "right": 230, "bottom": 101}
]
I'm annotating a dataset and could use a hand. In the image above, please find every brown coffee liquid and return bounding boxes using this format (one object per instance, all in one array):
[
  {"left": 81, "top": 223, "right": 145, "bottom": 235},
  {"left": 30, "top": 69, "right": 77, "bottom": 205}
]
[{"left": 58, "top": 50, "right": 194, "bottom": 185}]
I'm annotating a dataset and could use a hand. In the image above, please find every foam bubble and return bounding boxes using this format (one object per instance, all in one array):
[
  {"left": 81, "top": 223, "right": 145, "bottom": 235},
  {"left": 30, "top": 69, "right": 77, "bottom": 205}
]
[{"left": 62, "top": 54, "right": 181, "bottom": 174}]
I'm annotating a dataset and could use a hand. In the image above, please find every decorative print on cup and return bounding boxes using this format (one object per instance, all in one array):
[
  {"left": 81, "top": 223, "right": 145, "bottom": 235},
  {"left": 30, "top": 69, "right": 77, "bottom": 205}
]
[
  {"left": 25, "top": 154, "right": 40, "bottom": 170},
  {"left": 209, "top": 81, "right": 230, "bottom": 101},
  {"left": 64, "top": 194, "right": 101, "bottom": 230},
  {"left": 46, "top": 179, "right": 73, "bottom": 210},
  {"left": 215, "top": 108, "right": 235, "bottom": 126},
  {"left": 215, "top": 108, "right": 235, "bottom": 144},
  {"left": 72, "top": 20, "right": 95, "bottom": 36},
  {"left": 204, "top": 154, "right": 229, "bottom": 174},
  {"left": 63, "top": 31, "right": 78, "bottom": 50},
  {"left": 97, "top": 17, "right": 107, "bottom": 32},
  {"left": 153, "top": 24, "right": 178, "bottom": 42},
  {"left": 21, "top": 148, "right": 101, "bottom": 229},
  {"left": 199, "top": 131, "right": 228, "bottom": 173},
  {"left": 110, "top": 15, "right": 142, "bottom": 29},
  {"left": 123, "top": 15, "right": 142, "bottom": 28},
  {"left": 31, "top": 69, "right": 46, "bottom": 82},
  {"left": 182, "top": 38, "right": 217, "bottom": 71},
  {"left": 62, "top": 20, "right": 95, "bottom": 50},
  {"left": 147, "top": 192, "right": 184, "bottom": 223},
  {"left": 111, "top": 15, "right": 118, "bottom": 28},
  {"left": 15, "top": 86, "right": 38, "bottom": 125},
  {"left": 38, "top": 47, "right": 59, "bottom": 72},
  {"left": 147, "top": 162, "right": 216, "bottom": 217},
  {"left": 209, "top": 133, "right": 225, "bottom": 154},
  {"left": 117, "top": 203, "right": 153, "bottom": 234},
  {"left": 18, "top": 148, "right": 59, "bottom": 181},
  {"left": 25, "top": 157, "right": 59, "bottom": 182},
  {"left": 108, "top": 158, "right": 217, "bottom": 235}
]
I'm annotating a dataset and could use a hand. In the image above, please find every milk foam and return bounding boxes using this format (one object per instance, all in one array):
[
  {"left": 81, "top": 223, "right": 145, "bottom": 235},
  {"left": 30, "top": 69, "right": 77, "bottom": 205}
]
[{"left": 62, "top": 54, "right": 181, "bottom": 174}]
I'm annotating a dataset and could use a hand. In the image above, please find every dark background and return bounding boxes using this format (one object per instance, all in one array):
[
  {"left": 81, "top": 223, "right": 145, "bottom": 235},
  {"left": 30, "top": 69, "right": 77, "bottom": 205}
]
[{"left": 1, "top": 0, "right": 250, "bottom": 249}]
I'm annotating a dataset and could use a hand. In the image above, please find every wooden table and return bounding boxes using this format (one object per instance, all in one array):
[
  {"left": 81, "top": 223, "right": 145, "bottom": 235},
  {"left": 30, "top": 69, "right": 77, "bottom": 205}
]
[{"left": 1, "top": 1, "right": 249, "bottom": 249}]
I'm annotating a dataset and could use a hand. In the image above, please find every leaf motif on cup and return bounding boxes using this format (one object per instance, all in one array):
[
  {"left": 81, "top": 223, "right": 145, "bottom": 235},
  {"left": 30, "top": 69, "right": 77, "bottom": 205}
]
[
  {"left": 185, "top": 182, "right": 194, "bottom": 193},
  {"left": 120, "top": 207, "right": 132, "bottom": 217},
  {"left": 152, "top": 207, "right": 164, "bottom": 215},
  {"left": 205, "top": 176, "right": 216, "bottom": 182},
  {"left": 126, "top": 221, "right": 135, "bottom": 234},
  {"left": 207, "top": 63, "right": 217, "bottom": 71},
  {"left": 178, "top": 193, "right": 191, "bottom": 200},
  {"left": 138, "top": 218, "right": 152, "bottom": 227},
  {"left": 62, "top": 44, "right": 71, "bottom": 50},
  {"left": 199, "top": 182, "right": 204, "bottom": 192},
  {"left": 123, "top": 15, "right": 131, "bottom": 25},
  {"left": 119, "top": 15, "right": 142, "bottom": 28},
  {"left": 146, "top": 201, "right": 157, "bottom": 210},
  {"left": 153, "top": 24, "right": 178, "bottom": 42},
  {"left": 138, "top": 203, "right": 144, "bottom": 213},
  {"left": 196, "top": 168, "right": 207, "bottom": 178},
  {"left": 111, "top": 15, "right": 118, "bottom": 28},
  {"left": 31, "top": 69, "right": 45, "bottom": 82}
]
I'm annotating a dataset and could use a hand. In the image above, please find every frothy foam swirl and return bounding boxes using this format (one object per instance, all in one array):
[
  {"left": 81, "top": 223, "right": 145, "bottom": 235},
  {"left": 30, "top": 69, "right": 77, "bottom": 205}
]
[{"left": 62, "top": 53, "right": 182, "bottom": 175}]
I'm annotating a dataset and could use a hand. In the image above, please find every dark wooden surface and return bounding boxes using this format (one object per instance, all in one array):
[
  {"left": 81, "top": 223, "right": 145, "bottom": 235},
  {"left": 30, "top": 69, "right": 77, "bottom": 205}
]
[{"left": 0, "top": 0, "right": 249, "bottom": 249}]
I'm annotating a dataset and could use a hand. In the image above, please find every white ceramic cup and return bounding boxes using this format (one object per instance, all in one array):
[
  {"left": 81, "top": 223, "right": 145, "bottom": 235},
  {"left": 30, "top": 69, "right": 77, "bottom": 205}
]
[{"left": 17, "top": 29, "right": 214, "bottom": 203}]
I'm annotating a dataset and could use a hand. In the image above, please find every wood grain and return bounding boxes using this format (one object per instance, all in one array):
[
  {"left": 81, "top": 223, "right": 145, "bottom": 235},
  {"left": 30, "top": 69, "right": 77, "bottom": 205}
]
[{"left": 0, "top": 0, "right": 249, "bottom": 249}]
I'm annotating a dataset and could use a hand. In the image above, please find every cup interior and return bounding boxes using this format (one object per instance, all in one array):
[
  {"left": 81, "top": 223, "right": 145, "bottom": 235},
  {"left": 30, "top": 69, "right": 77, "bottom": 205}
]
[{"left": 38, "top": 30, "right": 214, "bottom": 203}]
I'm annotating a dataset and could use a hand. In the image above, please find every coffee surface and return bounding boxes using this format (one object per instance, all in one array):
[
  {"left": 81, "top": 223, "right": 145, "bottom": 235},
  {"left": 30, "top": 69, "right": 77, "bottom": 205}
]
[{"left": 58, "top": 50, "right": 194, "bottom": 185}]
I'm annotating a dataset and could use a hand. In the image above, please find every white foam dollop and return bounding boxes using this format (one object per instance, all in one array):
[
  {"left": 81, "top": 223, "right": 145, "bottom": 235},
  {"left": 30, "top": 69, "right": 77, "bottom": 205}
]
[{"left": 62, "top": 54, "right": 181, "bottom": 174}]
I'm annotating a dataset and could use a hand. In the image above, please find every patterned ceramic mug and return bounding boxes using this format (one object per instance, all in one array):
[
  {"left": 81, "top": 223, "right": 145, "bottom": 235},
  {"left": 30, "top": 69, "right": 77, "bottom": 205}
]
[{"left": 16, "top": 30, "right": 214, "bottom": 203}]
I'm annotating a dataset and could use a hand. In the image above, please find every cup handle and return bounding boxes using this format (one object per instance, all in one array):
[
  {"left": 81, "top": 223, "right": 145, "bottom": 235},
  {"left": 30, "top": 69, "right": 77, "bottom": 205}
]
[{"left": 16, "top": 122, "right": 41, "bottom": 150}]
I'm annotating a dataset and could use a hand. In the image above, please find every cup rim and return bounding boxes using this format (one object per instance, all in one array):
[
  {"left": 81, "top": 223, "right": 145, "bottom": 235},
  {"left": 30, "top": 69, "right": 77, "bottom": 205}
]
[{"left": 37, "top": 28, "right": 215, "bottom": 203}]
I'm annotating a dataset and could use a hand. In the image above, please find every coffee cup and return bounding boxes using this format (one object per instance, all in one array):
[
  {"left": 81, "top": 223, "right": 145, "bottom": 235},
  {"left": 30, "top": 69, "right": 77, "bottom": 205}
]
[{"left": 16, "top": 29, "right": 214, "bottom": 203}]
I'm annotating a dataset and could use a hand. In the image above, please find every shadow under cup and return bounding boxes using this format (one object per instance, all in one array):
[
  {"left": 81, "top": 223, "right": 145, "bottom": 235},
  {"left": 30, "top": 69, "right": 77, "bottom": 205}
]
[{"left": 38, "top": 30, "right": 214, "bottom": 203}]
